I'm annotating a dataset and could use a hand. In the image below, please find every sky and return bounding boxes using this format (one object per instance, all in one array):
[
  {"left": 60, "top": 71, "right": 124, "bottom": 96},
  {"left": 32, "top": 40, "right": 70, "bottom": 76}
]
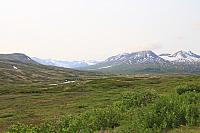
[{"left": 0, "top": 0, "right": 200, "bottom": 61}]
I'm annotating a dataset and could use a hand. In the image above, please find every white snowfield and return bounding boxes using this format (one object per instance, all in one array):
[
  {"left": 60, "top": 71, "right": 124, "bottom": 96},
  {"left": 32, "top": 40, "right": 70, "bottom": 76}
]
[
  {"left": 49, "top": 80, "right": 75, "bottom": 86},
  {"left": 13, "top": 66, "right": 18, "bottom": 70},
  {"left": 97, "top": 66, "right": 112, "bottom": 69}
]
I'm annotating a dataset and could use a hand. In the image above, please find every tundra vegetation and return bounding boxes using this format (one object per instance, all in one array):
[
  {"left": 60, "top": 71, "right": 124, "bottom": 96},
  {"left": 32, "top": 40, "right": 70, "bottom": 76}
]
[{"left": 1, "top": 75, "right": 200, "bottom": 132}]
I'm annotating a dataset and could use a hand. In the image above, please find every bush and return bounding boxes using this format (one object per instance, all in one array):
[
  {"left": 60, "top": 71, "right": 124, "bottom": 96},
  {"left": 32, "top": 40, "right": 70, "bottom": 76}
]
[
  {"left": 6, "top": 91, "right": 200, "bottom": 133},
  {"left": 38, "top": 121, "right": 60, "bottom": 133},
  {"left": 186, "top": 104, "right": 200, "bottom": 126},
  {"left": 56, "top": 106, "right": 121, "bottom": 132},
  {"left": 121, "top": 89, "right": 159, "bottom": 110},
  {"left": 176, "top": 84, "right": 200, "bottom": 95},
  {"left": 7, "top": 124, "right": 38, "bottom": 133},
  {"left": 91, "top": 107, "right": 121, "bottom": 130},
  {"left": 181, "top": 92, "right": 200, "bottom": 104},
  {"left": 127, "top": 93, "right": 200, "bottom": 133}
]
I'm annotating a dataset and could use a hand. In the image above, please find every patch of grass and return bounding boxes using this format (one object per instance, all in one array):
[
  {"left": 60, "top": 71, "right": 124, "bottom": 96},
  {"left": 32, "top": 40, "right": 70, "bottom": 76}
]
[
  {"left": 176, "top": 84, "right": 200, "bottom": 95},
  {"left": 0, "top": 113, "right": 14, "bottom": 119},
  {"left": 6, "top": 90, "right": 200, "bottom": 133},
  {"left": 1, "top": 74, "right": 200, "bottom": 132}
]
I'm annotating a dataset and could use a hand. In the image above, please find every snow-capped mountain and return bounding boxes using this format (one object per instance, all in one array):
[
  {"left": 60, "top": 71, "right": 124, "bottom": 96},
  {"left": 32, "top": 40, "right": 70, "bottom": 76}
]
[
  {"left": 32, "top": 57, "right": 100, "bottom": 68},
  {"left": 80, "top": 50, "right": 200, "bottom": 74},
  {"left": 159, "top": 51, "right": 200, "bottom": 63},
  {"left": 31, "top": 50, "right": 200, "bottom": 74},
  {"left": 106, "top": 50, "right": 167, "bottom": 64}
]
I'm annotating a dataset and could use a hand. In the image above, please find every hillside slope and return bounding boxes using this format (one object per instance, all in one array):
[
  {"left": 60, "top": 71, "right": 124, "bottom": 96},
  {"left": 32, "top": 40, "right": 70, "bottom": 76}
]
[{"left": 0, "top": 53, "right": 99, "bottom": 84}]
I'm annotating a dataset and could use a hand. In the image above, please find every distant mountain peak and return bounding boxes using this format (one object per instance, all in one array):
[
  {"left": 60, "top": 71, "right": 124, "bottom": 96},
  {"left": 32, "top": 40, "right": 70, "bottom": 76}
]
[
  {"left": 76, "top": 50, "right": 200, "bottom": 74},
  {"left": 32, "top": 57, "right": 100, "bottom": 68},
  {"left": 105, "top": 50, "right": 166, "bottom": 64},
  {"left": 171, "top": 50, "right": 188, "bottom": 58},
  {"left": 12, "top": 53, "right": 27, "bottom": 55},
  {"left": 160, "top": 50, "right": 200, "bottom": 63}
]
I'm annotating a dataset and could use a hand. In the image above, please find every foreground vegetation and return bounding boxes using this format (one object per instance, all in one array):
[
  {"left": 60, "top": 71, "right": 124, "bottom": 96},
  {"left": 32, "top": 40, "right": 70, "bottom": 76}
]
[
  {"left": 6, "top": 89, "right": 200, "bottom": 133},
  {"left": 1, "top": 74, "right": 200, "bottom": 132}
]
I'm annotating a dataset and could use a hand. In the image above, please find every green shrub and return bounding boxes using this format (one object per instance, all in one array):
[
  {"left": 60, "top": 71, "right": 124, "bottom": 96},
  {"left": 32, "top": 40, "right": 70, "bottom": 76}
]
[
  {"left": 7, "top": 123, "right": 38, "bottom": 133},
  {"left": 181, "top": 92, "right": 200, "bottom": 104},
  {"left": 91, "top": 107, "right": 121, "bottom": 130},
  {"left": 127, "top": 93, "right": 200, "bottom": 133},
  {"left": 56, "top": 106, "right": 121, "bottom": 132},
  {"left": 176, "top": 84, "right": 200, "bottom": 95},
  {"left": 121, "top": 89, "right": 159, "bottom": 110},
  {"left": 57, "top": 115, "right": 71, "bottom": 132},
  {"left": 6, "top": 90, "right": 200, "bottom": 133},
  {"left": 38, "top": 121, "right": 60, "bottom": 133},
  {"left": 186, "top": 104, "right": 200, "bottom": 126}
]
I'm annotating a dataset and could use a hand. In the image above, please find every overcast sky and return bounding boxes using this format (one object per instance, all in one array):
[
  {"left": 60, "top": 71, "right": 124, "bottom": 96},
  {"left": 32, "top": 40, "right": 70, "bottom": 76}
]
[{"left": 0, "top": 0, "right": 200, "bottom": 60}]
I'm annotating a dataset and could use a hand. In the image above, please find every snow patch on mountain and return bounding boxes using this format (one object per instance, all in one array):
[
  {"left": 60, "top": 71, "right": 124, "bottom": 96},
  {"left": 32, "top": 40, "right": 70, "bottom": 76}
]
[
  {"left": 13, "top": 66, "right": 18, "bottom": 70},
  {"left": 97, "top": 65, "right": 112, "bottom": 69},
  {"left": 159, "top": 51, "right": 200, "bottom": 63},
  {"left": 105, "top": 50, "right": 167, "bottom": 64}
]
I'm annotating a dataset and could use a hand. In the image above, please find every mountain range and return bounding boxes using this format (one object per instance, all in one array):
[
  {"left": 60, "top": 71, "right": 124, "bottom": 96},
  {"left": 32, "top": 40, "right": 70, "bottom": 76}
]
[
  {"left": 159, "top": 51, "right": 200, "bottom": 63},
  {"left": 32, "top": 57, "right": 99, "bottom": 68},
  {"left": 1, "top": 50, "right": 200, "bottom": 76},
  {"left": 80, "top": 50, "right": 200, "bottom": 74}
]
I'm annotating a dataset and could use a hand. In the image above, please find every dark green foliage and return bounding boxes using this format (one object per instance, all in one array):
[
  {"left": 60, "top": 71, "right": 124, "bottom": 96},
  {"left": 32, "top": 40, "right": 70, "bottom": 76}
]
[
  {"left": 121, "top": 89, "right": 159, "bottom": 110},
  {"left": 181, "top": 92, "right": 200, "bottom": 104},
  {"left": 186, "top": 105, "right": 200, "bottom": 126},
  {"left": 126, "top": 93, "right": 200, "bottom": 133},
  {"left": 176, "top": 84, "right": 200, "bottom": 95},
  {"left": 7, "top": 106, "right": 121, "bottom": 133},
  {"left": 61, "top": 106, "right": 121, "bottom": 132}
]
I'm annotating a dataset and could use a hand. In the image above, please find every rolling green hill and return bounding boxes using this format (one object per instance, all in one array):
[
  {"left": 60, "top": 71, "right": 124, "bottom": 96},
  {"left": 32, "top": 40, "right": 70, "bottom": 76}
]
[
  {"left": 83, "top": 62, "right": 200, "bottom": 74},
  {"left": 0, "top": 53, "right": 100, "bottom": 84},
  {"left": 0, "top": 53, "right": 38, "bottom": 64}
]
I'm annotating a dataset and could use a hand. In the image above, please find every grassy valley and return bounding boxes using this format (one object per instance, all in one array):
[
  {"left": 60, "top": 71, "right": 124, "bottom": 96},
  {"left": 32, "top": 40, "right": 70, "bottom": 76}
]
[
  {"left": 0, "top": 53, "right": 200, "bottom": 132},
  {"left": 1, "top": 0, "right": 200, "bottom": 132},
  {"left": 0, "top": 61, "right": 98, "bottom": 84},
  {"left": 1, "top": 74, "right": 200, "bottom": 132}
]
